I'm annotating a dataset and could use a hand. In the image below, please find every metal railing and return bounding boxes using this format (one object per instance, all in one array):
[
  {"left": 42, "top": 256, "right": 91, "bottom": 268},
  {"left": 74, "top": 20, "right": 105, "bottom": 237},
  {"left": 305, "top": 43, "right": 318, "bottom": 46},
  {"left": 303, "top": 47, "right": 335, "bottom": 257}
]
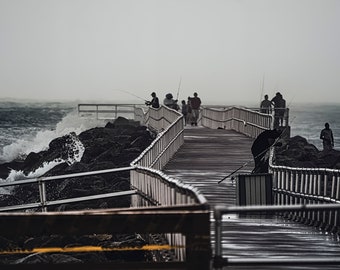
[
  {"left": 269, "top": 149, "right": 340, "bottom": 232},
  {"left": 78, "top": 103, "right": 146, "bottom": 120},
  {"left": 129, "top": 105, "right": 209, "bottom": 263},
  {"left": 131, "top": 105, "right": 185, "bottom": 169},
  {"left": 201, "top": 106, "right": 274, "bottom": 138},
  {"left": 0, "top": 166, "right": 136, "bottom": 212},
  {"left": 213, "top": 203, "right": 340, "bottom": 268}
]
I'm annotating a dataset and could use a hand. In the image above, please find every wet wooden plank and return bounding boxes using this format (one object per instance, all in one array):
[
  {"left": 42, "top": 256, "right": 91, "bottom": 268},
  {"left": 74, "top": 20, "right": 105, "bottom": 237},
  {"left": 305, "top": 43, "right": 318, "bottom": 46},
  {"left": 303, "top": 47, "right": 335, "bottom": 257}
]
[
  {"left": 163, "top": 126, "right": 254, "bottom": 207},
  {"left": 163, "top": 126, "right": 340, "bottom": 269}
]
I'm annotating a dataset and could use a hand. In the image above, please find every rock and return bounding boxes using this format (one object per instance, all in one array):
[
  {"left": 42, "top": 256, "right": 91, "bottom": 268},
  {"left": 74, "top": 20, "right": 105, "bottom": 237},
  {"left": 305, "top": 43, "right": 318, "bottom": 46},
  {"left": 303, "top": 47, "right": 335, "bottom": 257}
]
[
  {"left": 0, "top": 117, "right": 155, "bottom": 264},
  {"left": 275, "top": 135, "right": 340, "bottom": 169}
]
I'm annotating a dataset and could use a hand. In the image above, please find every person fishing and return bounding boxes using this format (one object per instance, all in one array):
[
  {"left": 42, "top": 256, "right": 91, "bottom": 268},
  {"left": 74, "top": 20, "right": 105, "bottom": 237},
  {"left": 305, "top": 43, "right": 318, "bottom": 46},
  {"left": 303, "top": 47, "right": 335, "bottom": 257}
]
[
  {"left": 260, "top": 94, "right": 272, "bottom": 114},
  {"left": 163, "top": 93, "right": 179, "bottom": 110},
  {"left": 271, "top": 92, "right": 286, "bottom": 128},
  {"left": 145, "top": 92, "right": 160, "bottom": 108},
  {"left": 251, "top": 129, "right": 282, "bottom": 173}
]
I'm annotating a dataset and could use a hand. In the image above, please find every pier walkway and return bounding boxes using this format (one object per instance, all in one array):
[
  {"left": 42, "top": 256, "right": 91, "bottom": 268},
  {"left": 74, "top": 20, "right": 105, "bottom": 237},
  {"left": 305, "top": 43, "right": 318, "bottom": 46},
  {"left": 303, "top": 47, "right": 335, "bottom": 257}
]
[{"left": 163, "top": 126, "right": 340, "bottom": 270}]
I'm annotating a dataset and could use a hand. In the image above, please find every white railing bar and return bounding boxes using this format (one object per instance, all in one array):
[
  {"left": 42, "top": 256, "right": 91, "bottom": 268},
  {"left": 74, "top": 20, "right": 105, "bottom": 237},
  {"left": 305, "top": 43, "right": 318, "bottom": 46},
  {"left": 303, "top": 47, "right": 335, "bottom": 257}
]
[
  {"left": 0, "top": 166, "right": 135, "bottom": 188},
  {"left": 217, "top": 257, "right": 340, "bottom": 267},
  {"left": 269, "top": 148, "right": 340, "bottom": 173},
  {"left": 134, "top": 166, "right": 208, "bottom": 205},
  {"left": 46, "top": 190, "right": 137, "bottom": 206},
  {"left": 149, "top": 129, "right": 184, "bottom": 168},
  {"left": 274, "top": 188, "right": 340, "bottom": 204},
  {"left": 0, "top": 190, "right": 137, "bottom": 212},
  {"left": 0, "top": 202, "right": 42, "bottom": 212},
  {"left": 214, "top": 203, "right": 340, "bottom": 217}
]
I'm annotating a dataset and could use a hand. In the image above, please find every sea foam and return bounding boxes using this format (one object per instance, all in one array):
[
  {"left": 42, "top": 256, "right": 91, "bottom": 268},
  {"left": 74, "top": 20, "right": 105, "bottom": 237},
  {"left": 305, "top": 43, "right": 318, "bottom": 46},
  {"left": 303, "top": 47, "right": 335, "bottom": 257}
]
[
  {"left": 0, "top": 110, "right": 106, "bottom": 163},
  {"left": 0, "top": 113, "right": 104, "bottom": 194}
]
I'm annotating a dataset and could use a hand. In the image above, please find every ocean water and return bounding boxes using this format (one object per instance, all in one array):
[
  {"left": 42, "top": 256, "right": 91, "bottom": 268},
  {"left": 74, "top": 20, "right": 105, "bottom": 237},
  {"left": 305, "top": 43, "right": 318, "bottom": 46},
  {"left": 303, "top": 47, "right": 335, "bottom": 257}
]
[
  {"left": 289, "top": 103, "right": 340, "bottom": 151},
  {"left": 0, "top": 101, "right": 110, "bottom": 184},
  {"left": 0, "top": 101, "right": 339, "bottom": 179}
]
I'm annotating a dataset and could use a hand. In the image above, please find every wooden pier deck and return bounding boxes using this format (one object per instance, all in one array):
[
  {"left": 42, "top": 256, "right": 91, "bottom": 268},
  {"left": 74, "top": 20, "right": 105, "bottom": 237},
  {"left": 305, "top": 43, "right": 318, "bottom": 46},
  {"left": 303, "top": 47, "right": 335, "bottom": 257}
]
[{"left": 163, "top": 126, "right": 340, "bottom": 270}]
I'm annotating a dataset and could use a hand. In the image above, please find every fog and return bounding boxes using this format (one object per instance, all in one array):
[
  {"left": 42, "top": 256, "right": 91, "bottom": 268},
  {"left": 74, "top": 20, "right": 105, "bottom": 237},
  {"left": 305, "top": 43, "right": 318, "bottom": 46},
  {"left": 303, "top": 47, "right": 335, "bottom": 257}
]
[{"left": 1, "top": 0, "right": 340, "bottom": 106}]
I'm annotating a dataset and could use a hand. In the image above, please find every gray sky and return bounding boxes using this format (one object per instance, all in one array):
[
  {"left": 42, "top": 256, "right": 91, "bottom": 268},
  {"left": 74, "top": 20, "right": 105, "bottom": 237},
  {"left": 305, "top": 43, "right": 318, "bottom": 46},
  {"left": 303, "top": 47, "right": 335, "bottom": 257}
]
[{"left": 1, "top": 0, "right": 340, "bottom": 105}]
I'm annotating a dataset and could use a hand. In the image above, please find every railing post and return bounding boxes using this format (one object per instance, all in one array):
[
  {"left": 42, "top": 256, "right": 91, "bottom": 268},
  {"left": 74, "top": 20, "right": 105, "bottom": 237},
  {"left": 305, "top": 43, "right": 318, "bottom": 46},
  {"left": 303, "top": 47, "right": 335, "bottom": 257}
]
[
  {"left": 38, "top": 177, "right": 47, "bottom": 212},
  {"left": 213, "top": 206, "right": 223, "bottom": 269},
  {"left": 186, "top": 210, "right": 211, "bottom": 270}
]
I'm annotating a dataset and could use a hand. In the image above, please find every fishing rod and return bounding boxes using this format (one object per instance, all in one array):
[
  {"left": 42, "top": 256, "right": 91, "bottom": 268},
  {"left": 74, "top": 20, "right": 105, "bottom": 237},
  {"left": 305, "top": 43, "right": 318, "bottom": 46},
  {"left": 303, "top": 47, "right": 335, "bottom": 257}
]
[
  {"left": 116, "top": 89, "right": 148, "bottom": 102},
  {"left": 217, "top": 115, "right": 296, "bottom": 184},
  {"left": 217, "top": 139, "right": 278, "bottom": 184},
  {"left": 217, "top": 161, "right": 251, "bottom": 184},
  {"left": 176, "top": 76, "right": 182, "bottom": 100},
  {"left": 259, "top": 73, "right": 265, "bottom": 105}
]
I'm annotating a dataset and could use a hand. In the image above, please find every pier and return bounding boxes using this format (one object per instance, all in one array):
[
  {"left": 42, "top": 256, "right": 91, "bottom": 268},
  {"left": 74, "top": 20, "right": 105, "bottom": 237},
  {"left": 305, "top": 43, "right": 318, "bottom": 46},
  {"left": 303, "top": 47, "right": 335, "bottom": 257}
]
[{"left": 1, "top": 104, "right": 340, "bottom": 269}]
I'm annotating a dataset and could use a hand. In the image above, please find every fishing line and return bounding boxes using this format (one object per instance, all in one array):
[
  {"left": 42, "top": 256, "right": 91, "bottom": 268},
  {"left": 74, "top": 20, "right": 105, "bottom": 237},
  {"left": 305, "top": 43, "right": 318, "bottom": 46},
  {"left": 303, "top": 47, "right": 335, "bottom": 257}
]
[{"left": 115, "top": 89, "right": 148, "bottom": 102}]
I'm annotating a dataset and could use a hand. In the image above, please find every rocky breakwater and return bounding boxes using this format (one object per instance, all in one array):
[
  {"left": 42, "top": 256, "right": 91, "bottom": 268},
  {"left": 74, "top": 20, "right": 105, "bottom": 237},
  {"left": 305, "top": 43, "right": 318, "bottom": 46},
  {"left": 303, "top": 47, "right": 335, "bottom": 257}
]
[
  {"left": 275, "top": 135, "right": 340, "bottom": 169},
  {"left": 0, "top": 116, "right": 156, "bottom": 264}
]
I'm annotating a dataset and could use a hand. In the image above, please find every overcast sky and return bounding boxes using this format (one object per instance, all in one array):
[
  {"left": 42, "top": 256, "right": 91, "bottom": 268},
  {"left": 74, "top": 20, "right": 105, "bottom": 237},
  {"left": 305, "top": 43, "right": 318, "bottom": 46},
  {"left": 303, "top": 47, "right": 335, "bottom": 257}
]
[{"left": 1, "top": 0, "right": 339, "bottom": 106}]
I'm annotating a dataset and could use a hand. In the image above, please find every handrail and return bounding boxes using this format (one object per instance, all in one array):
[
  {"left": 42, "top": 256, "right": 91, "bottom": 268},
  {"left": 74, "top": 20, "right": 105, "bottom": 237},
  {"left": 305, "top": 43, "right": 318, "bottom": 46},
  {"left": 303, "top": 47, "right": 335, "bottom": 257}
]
[
  {"left": 269, "top": 148, "right": 340, "bottom": 231},
  {"left": 131, "top": 105, "right": 185, "bottom": 169},
  {"left": 201, "top": 106, "right": 274, "bottom": 138},
  {"left": 78, "top": 103, "right": 145, "bottom": 119},
  {"left": 0, "top": 166, "right": 135, "bottom": 212}
]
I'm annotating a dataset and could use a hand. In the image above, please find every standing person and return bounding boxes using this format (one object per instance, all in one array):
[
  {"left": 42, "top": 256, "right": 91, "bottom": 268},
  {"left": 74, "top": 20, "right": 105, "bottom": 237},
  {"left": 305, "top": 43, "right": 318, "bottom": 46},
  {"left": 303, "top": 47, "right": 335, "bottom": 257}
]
[
  {"left": 279, "top": 94, "right": 286, "bottom": 126},
  {"left": 145, "top": 92, "right": 160, "bottom": 108},
  {"left": 260, "top": 94, "right": 272, "bottom": 114},
  {"left": 187, "top": 96, "right": 193, "bottom": 125},
  {"left": 181, "top": 100, "right": 189, "bottom": 125},
  {"left": 190, "top": 92, "right": 201, "bottom": 126},
  {"left": 320, "top": 122, "right": 334, "bottom": 151},
  {"left": 271, "top": 92, "right": 286, "bottom": 128},
  {"left": 163, "top": 93, "right": 179, "bottom": 110}
]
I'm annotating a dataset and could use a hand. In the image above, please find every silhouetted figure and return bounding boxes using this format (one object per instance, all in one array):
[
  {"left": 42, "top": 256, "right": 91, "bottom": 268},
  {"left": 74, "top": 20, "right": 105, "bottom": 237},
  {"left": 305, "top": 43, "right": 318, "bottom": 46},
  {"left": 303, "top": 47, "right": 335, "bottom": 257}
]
[
  {"left": 320, "top": 122, "right": 334, "bottom": 151},
  {"left": 190, "top": 92, "right": 201, "bottom": 126},
  {"left": 260, "top": 94, "right": 272, "bottom": 114},
  {"left": 251, "top": 129, "right": 282, "bottom": 173},
  {"left": 163, "top": 93, "right": 179, "bottom": 110},
  {"left": 271, "top": 92, "right": 286, "bottom": 128},
  {"left": 181, "top": 100, "right": 189, "bottom": 125},
  {"left": 145, "top": 92, "right": 160, "bottom": 108}
]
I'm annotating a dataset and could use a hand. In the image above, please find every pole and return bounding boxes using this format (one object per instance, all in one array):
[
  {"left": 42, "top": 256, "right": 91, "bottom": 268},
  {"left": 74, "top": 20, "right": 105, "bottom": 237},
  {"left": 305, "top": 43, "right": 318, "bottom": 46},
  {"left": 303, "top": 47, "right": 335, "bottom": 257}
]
[{"left": 176, "top": 76, "right": 182, "bottom": 100}]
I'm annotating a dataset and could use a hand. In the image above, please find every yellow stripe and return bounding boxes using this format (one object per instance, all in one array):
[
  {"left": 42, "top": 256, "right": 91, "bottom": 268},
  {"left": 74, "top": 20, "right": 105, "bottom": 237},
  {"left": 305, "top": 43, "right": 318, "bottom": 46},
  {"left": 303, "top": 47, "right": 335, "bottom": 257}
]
[{"left": 0, "top": 245, "right": 184, "bottom": 255}]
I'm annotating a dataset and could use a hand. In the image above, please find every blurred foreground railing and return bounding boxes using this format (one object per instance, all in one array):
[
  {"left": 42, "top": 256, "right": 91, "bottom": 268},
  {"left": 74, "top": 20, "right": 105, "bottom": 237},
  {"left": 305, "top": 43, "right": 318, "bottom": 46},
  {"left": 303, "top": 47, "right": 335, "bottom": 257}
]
[{"left": 0, "top": 204, "right": 210, "bottom": 270}]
